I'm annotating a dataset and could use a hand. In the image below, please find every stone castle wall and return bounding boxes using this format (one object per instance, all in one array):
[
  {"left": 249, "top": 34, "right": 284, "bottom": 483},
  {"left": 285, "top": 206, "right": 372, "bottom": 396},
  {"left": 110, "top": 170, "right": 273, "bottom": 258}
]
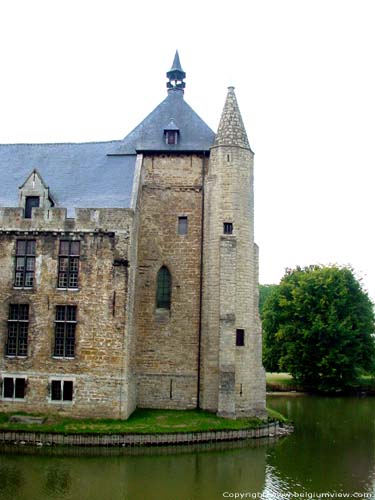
[
  {"left": 134, "top": 154, "right": 205, "bottom": 409},
  {"left": 0, "top": 207, "right": 136, "bottom": 419},
  {"left": 201, "top": 145, "right": 266, "bottom": 418}
]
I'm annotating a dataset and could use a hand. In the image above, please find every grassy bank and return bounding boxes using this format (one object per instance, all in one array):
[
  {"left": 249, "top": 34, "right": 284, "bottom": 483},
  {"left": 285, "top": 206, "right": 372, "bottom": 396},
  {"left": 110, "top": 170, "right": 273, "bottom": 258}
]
[
  {"left": 266, "top": 373, "right": 302, "bottom": 392},
  {"left": 266, "top": 372, "right": 375, "bottom": 393},
  {"left": 0, "top": 408, "right": 281, "bottom": 435}
]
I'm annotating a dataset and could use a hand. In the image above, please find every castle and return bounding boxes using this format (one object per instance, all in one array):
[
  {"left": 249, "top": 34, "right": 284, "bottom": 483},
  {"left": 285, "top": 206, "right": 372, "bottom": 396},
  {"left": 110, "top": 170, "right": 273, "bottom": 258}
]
[{"left": 0, "top": 52, "right": 266, "bottom": 419}]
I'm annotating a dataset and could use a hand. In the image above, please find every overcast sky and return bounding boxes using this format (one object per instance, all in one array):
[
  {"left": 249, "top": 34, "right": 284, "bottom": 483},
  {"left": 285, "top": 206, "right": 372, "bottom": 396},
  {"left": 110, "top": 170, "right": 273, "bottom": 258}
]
[{"left": 1, "top": 0, "right": 375, "bottom": 299}]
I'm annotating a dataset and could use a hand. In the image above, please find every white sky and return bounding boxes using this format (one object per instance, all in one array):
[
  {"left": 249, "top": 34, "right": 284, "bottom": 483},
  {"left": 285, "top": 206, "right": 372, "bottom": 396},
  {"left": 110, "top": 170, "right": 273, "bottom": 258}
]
[{"left": 1, "top": 0, "right": 375, "bottom": 299}]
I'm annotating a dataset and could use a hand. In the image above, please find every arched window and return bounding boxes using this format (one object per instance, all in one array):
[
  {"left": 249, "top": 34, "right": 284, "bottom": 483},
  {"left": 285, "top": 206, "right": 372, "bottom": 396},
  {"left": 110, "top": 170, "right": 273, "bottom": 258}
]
[{"left": 156, "top": 266, "right": 172, "bottom": 309}]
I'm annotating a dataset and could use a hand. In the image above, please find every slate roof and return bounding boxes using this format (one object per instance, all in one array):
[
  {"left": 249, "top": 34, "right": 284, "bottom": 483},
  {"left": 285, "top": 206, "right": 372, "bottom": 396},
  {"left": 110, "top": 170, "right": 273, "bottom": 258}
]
[
  {"left": 0, "top": 86, "right": 215, "bottom": 211},
  {"left": 0, "top": 141, "right": 136, "bottom": 212},
  {"left": 109, "top": 89, "right": 215, "bottom": 155}
]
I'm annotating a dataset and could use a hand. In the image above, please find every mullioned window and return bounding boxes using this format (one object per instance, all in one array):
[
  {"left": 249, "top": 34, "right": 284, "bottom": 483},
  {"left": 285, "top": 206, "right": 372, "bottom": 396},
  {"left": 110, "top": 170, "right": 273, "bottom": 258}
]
[
  {"left": 14, "top": 240, "right": 36, "bottom": 288},
  {"left": 58, "top": 241, "right": 80, "bottom": 289},
  {"left": 6, "top": 304, "right": 29, "bottom": 357},
  {"left": 54, "top": 305, "right": 77, "bottom": 358}
]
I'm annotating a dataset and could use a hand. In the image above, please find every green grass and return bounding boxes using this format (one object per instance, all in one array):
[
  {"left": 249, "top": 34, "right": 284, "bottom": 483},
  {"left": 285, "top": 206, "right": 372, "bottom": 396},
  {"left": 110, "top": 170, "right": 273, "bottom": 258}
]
[
  {"left": 266, "top": 373, "right": 294, "bottom": 386},
  {"left": 266, "top": 372, "right": 375, "bottom": 393},
  {"left": 266, "top": 407, "right": 288, "bottom": 423},
  {"left": 266, "top": 372, "right": 300, "bottom": 392},
  {"left": 0, "top": 408, "right": 278, "bottom": 435}
]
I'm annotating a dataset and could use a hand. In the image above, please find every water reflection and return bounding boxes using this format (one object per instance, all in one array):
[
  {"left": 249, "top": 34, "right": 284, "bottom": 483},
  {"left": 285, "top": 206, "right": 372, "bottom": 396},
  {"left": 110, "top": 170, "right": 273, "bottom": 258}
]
[
  {"left": 268, "top": 396, "right": 375, "bottom": 496},
  {"left": 0, "top": 396, "right": 374, "bottom": 500},
  {"left": 0, "top": 464, "right": 23, "bottom": 497},
  {"left": 44, "top": 464, "right": 72, "bottom": 498},
  {"left": 0, "top": 439, "right": 267, "bottom": 500}
]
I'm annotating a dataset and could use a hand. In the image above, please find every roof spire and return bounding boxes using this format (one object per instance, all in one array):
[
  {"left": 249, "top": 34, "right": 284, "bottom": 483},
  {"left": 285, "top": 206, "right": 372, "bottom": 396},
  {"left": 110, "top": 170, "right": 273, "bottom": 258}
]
[
  {"left": 214, "top": 87, "right": 251, "bottom": 149},
  {"left": 166, "top": 50, "right": 186, "bottom": 93}
]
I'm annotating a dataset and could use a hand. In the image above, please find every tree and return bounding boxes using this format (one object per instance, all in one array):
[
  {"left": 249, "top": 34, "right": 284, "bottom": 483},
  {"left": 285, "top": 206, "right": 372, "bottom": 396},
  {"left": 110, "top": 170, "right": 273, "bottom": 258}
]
[
  {"left": 259, "top": 284, "right": 278, "bottom": 315},
  {"left": 262, "top": 265, "right": 375, "bottom": 391}
]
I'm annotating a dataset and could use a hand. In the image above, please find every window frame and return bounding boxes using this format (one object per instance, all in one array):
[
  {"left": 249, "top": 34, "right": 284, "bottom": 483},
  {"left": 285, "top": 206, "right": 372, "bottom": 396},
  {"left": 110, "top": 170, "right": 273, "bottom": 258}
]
[
  {"left": 223, "top": 222, "right": 233, "bottom": 235},
  {"left": 178, "top": 216, "right": 188, "bottom": 235},
  {"left": 156, "top": 266, "right": 172, "bottom": 310},
  {"left": 24, "top": 196, "right": 40, "bottom": 219},
  {"left": 49, "top": 379, "right": 74, "bottom": 403},
  {"left": 5, "top": 304, "right": 29, "bottom": 357},
  {"left": 57, "top": 240, "right": 80, "bottom": 289},
  {"left": 236, "top": 329, "right": 245, "bottom": 347},
  {"left": 53, "top": 305, "right": 77, "bottom": 358},
  {"left": 165, "top": 130, "right": 178, "bottom": 145},
  {"left": 1, "top": 376, "right": 27, "bottom": 400},
  {"left": 14, "top": 239, "right": 36, "bottom": 289}
]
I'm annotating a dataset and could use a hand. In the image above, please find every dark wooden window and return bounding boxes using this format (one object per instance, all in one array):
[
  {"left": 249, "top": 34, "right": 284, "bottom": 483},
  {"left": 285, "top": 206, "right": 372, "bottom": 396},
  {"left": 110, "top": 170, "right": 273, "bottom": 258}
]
[
  {"left": 51, "top": 380, "right": 73, "bottom": 401},
  {"left": 178, "top": 216, "right": 188, "bottom": 235},
  {"left": 166, "top": 131, "right": 178, "bottom": 145},
  {"left": 24, "top": 196, "right": 40, "bottom": 219},
  {"left": 224, "top": 222, "right": 233, "bottom": 235},
  {"left": 14, "top": 240, "right": 36, "bottom": 288},
  {"left": 2, "top": 377, "right": 26, "bottom": 399},
  {"left": 58, "top": 241, "right": 80, "bottom": 288},
  {"left": 236, "top": 329, "right": 245, "bottom": 347},
  {"left": 6, "top": 304, "right": 29, "bottom": 357},
  {"left": 156, "top": 266, "right": 172, "bottom": 309},
  {"left": 54, "top": 305, "right": 76, "bottom": 358}
]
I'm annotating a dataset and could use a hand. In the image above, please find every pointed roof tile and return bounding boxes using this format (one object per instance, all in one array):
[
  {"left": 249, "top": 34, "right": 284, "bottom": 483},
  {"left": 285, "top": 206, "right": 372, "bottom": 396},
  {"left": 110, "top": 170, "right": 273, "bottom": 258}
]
[{"left": 214, "top": 87, "right": 251, "bottom": 150}]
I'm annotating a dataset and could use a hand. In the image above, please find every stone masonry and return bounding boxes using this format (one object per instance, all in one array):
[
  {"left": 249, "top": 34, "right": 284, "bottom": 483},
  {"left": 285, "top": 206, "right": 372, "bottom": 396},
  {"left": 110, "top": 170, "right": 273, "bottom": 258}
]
[
  {"left": 0, "top": 53, "right": 266, "bottom": 420},
  {"left": 200, "top": 88, "right": 266, "bottom": 418},
  {"left": 0, "top": 207, "right": 137, "bottom": 419},
  {"left": 135, "top": 154, "right": 204, "bottom": 409}
]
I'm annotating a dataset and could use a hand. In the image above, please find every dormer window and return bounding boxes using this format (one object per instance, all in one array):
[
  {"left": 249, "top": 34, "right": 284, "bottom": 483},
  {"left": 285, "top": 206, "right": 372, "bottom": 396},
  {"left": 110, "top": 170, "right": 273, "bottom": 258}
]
[
  {"left": 166, "top": 131, "right": 178, "bottom": 145},
  {"left": 24, "top": 196, "right": 40, "bottom": 219},
  {"left": 19, "top": 169, "right": 54, "bottom": 218},
  {"left": 164, "top": 118, "right": 179, "bottom": 146}
]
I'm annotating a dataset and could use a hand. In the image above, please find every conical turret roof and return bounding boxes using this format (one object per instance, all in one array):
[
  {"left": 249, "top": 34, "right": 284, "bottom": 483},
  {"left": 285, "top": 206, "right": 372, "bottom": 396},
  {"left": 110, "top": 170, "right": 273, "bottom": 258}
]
[{"left": 214, "top": 87, "right": 251, "bottom": 150}]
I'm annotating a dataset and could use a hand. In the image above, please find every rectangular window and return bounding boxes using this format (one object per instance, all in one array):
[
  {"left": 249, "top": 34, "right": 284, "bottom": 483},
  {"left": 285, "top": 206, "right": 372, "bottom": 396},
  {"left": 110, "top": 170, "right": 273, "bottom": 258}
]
[
  {"left": 236, "top": 329, "right": 245, "bottom": 347},
  {"left": 54, "top": 305, "right": 77, "bottom": 358},
  {"left": 2, "top": 377, "right": 26, "bottom": 399},
  {"left": 178, "top": 216, "right": 188, "bottom": 235},
  {"left": 58, "top": 241, "right": 80, "bottom": 289},
  {"left": 223, "top": 222, "right": 233, "bottom": 235},
  {"left": 24, "top": 196, "right": 40, "bottom": 219},
  {"left": 6, "top": 304, "right": 29, "bottom": 357},
  {"left": 166, "top": 131, "right": 178, "bottom": 145},
  {"left": 14, "top": 240, "right": 36, "bottom": 288},
  {"left": 50, "top": 380, "right": 73, "bottom": 402}
]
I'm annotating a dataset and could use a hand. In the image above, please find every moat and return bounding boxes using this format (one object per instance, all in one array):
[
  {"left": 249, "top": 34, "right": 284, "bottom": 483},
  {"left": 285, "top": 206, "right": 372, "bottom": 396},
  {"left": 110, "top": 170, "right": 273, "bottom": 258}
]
[{"left": 0, "top": 395, "right": 374, "bottom": 500}]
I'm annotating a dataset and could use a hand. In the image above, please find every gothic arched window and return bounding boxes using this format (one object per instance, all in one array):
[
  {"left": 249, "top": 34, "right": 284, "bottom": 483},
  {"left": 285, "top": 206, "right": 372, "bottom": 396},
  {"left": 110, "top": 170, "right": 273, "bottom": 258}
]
[{"left": 156, "top": 266, "right": 172, "bottom": 309}]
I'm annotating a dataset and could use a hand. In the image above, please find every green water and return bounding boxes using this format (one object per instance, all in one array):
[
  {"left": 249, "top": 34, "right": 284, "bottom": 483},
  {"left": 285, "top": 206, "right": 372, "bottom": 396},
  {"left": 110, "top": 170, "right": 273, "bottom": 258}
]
[{"left": 0, "top": 396, "right": 374, "bottom": 500}]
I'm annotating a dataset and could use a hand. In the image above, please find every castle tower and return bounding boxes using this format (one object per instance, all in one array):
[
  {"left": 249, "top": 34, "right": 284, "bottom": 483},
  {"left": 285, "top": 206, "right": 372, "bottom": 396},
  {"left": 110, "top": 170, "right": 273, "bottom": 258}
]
[
  {"left": 132, "top": 53, "right": 214, "bottom": 410},
  {"left": 201, "top": 87, "right": 266, "bottom": 418}
]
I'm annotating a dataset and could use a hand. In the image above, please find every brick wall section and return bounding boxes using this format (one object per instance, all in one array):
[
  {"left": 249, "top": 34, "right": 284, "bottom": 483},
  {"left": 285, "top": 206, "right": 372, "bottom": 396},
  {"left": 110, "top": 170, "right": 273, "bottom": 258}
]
[
  {"left": 0, "top": 207, "right": 137, "bottom": 419},
  {"left": 134, "top": 154, "right": 204, "bottom": 409}
]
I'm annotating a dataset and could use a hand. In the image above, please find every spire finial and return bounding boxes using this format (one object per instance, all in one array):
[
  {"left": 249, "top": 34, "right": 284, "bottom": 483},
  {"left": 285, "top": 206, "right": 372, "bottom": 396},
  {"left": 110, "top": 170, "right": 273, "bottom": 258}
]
[{"left": 166, "top": 50, "right": 186, "bottom": 93}]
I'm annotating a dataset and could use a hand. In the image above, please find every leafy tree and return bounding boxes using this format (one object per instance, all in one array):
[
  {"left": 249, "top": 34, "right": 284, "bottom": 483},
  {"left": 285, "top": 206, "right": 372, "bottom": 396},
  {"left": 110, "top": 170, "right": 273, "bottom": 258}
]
[
  {"left": 262, "top": 265, "right": 375, "bottom": 391},
  {"left": 259, "top": 284, "right": 278, "bottom": 315}
]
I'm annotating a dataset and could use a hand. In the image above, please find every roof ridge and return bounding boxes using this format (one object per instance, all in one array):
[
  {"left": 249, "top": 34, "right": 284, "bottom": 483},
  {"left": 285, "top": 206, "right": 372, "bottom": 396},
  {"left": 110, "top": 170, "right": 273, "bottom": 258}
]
[{"left": 0, "top": 139, "right": 123, "bottom": 147}]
